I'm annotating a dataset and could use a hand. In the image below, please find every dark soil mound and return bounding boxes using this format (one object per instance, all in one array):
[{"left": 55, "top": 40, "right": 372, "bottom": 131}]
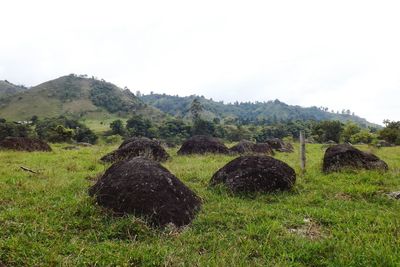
[
  {"left": 210, "top": 156, "right": 296, "bottom": 194},
  {"left": 0, "top": 137, "right": 52, "bottom": 152},
  {"left": 101, "top": 137, "right": 169, "bottom": 163},
  {"left": 266, "top": 138, "right": 294, "bottom": 152},
  {"left": 323, "top": 144, "right": 388, "bottom": 173},
  {"left": 376, "top": 140, "right": 393, "bottom": 147},
  {"left": 89, "top": 157, "right": 201, "bottom": 227},
  {"left": 230, "top": 140, "right": 274, "bottom": 155},
  {"left": 177, "top": 135, "right": 230, "bottom": 155}
]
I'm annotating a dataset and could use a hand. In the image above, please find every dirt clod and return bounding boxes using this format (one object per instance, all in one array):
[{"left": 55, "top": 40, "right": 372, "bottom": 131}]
[
  {"left": 177, "top": 135, "right": 230, "bottom": 155},
  {"left": 266, "top": 138, "right": 294, "bottom": 153},
  {"left": 89, "top": 157, "right": 201, "bottom": 227},
  {"left": 101, "top": 137, "right": 170, "bottom": 163},
  {"left": 230, "top": 140, "right": 274, "bottom": 155},
  {"left": 323, "top": 144, "right": 388, "bottom": 173},
  {"left": 0, "top": 137, "right": 52, "bottom": 152},
  {"left": 210, "top": 155, "right": 296, "bottom": 194}
]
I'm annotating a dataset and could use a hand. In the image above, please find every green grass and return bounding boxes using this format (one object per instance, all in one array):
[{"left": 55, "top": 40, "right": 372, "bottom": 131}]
[{"left": 1, "top": 144, "right": 400, "bottom": 266}]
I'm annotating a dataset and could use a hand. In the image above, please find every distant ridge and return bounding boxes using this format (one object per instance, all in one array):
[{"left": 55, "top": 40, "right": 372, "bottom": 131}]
[
  {"left": 0, "top": 74, "right": 379, "bottom": 128},
  {"left": 0, "top": 74, "right": 163, "bottom": 121},
  {"left": 141, "top": 93, "right": 379, "bottom": 128},
  {"left": 0, "top": 80, "right": 28, "bottom": 99}
]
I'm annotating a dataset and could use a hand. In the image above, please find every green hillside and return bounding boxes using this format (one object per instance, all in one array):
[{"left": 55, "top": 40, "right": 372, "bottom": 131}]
[
  {"left": 0, "top": 75, "right": 164, "bottom": 122},
  {"left": 141, "top": 94, "right": 379, "bottom": 127},
  {"left": 0, "top": 80, "right": 28, "bottom": 99}
]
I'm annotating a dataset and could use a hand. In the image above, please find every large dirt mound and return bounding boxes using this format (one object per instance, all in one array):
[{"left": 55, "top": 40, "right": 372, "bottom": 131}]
[
  {"left": 89, "top": 157, "right": 202, "bottom": 227},
  {"left": 101, "top": 137, "right": 169, "bottom": 162},
  {"left": 0, "top": 137, "right": 52, "bottom": 152},
  {"left": 177, "top": 135, "right": 230, "bottom": 155},
  {"left": 230, "top": 140, "right": 274, "bottom": 155},
  {"left": 323, "top": 144, "right": 388, "bottom": 173},
  {"left": 266, "top": 138, "right": 294, "bottom": 152},
  {"left": 210, "top": 156, "right": 296, "bottom": 194}
]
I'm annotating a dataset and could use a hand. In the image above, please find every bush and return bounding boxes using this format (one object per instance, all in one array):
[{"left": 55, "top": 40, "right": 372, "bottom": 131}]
[
  {"left": 350, "top": 130, "right": 376, "bottom": 144},
  {"left": 103, "top": 135, "right": 123, "bottom": 144},
  {"left": 379, "top": 121, "right": 400, "bottom": 145},
  {"left": 35, "top": 116, "right": 98, "bottom": 144},
  {"left": 312, "top": 120, "right": 343, "bottom": 143},
  {"left": 126, "top": 115, "right": 156, "bottom": 138},
  {"left": 0, "top": 121, "right": 34, "bottom": 141},
  {"left": 75, "top": 127, "right": 98, "bottom": 144},
  {"left": 110, "top": 119, "right": 125, "bottom": 136}
]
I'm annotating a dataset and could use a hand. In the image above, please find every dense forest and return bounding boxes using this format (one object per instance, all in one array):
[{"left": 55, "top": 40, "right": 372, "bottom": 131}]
[{"left": 140, "top": 93, "right": 377, "bottom": 127}]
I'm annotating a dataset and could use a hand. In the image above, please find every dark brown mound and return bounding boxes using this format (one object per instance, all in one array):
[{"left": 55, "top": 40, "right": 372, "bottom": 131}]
[
  {"left": 177, "top": 135, "right": 230, "bottom": 155},
  {"left": 89, "top": 157, "right": 201, "bottom": 227},
  {"left": 0, "top": 137, "right": 51, "bottom": 152},
  {"left": 101, "top": 137, "right": 169, "bottom": 163},
  {"left": 210, "top": 156, "right": 296, "bottom": 194},
  {"left": 266, "top": 138, "right": 294, "bottom": 152},
  {"left": 230, "top": 140, "right": 274, "bottom": 155},
  {"left": 376, "top": 140, "right": 393, "bottom": 147},
  {"left": 323, "top": 144, "right": 388, "bottom": 173}
]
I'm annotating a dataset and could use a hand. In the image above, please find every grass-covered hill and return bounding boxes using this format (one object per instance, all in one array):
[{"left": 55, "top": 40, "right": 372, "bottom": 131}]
[
  {"left": 0, "top": 74, "right": 164, "bottom": 122},
  {"left": 0, "top": 80, "right": 28, "bottom": 99},
  {"left": 141, "top": 94, "right": 378, "bottom": 127}
]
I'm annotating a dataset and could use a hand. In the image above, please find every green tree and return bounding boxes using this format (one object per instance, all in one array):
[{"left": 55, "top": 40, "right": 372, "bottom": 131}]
[
  {"left": 312, "top": 121, "right": 343, "bottom": 143},
  {"left": 110, "top": 119, "right": 125, "bottom": 136},
  {"left": 379, "top": 120, "right": 400, "bottom": 144},
  {"left": 189, "top": 98, "right": 203, "bottom": 121},
  {"left": 191, "top": 119, "right": 215, "bottom": 136},
  {"left": 350, "top": 130, "right": 375, "bottom": 144},
  {"left": 126, "top": 115, "right": 155, "bottom": 138},
  {"left": 158, "top": 118, "right": 190, "bottom": 145},
  {"left": 342, "top": 122, "right": 361, "bottom": 142},
  {"left": 74, "top": 126, "right": 98, "bottom": 144}
]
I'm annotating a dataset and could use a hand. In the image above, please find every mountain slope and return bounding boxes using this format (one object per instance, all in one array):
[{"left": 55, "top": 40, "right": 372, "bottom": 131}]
[
  {"left": 0, "top": 80, "right": 28, "bottom": 99},
  {"left": 141, "top": 94, "right": 378, "bottom": 127},
  {"left": 0, "top": 75, "right": 163, "bottom": 121}
]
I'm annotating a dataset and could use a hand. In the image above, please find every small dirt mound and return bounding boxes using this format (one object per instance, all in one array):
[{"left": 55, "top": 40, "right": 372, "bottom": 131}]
[
  {"left": 101, "top": 137, "right": 170, "bottom": 163},
  {"left": 0, "top": 137, "right": 52, "bottom": 152},
  {"left": 323, "top": 144, "right": 388, "bottom": 173},
  {"left": 230, "top": 140, "right": 274, "bottom": 155},
  {"left": 210, "top": 155, "right": 296, "bottom": 194},
  {"left": 177, "top": 135, "right": 230, "bottom": 155},
  {"left": 376, "top": 140, "right": 393, "bottom": 147},
  {"left": 89, "top": 157, "right": 201, "bottom": 227},
  {"left": 266, "top": 138, "right": 294, "bottom": 152}
]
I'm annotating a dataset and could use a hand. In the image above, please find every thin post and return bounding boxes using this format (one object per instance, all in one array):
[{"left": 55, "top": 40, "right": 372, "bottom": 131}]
[{"left": 300, "top": 130, "right": 306, "bottom": 173}]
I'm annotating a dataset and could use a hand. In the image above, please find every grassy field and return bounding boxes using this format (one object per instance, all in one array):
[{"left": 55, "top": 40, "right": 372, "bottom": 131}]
[{"left": 0, "top": 143, "right": 399, "bottom": 266}]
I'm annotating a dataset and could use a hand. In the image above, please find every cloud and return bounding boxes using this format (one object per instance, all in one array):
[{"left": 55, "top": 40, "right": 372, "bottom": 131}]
[{"left": 0, "top": 0, "right": 399, "bottom": 124}]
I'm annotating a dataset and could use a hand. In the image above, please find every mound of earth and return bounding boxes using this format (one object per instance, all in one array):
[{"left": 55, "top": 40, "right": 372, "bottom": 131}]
[
  {"left": 101, "top": 137, "right": 169, "bottom": 162},
  {"left": 230, "top": 140, "right": 274, "bottom": 155},
  {"left": 323, "top": 144, "right": 388, "bottom": 173},
  {"left": 210, "top": 155, "right": 296, "bottom": 194},
  {"left": 0, "top": 137, "right": 52, "bottom": 152},
  {"left": 89, "top": 157, "right": 201, "bottom": 227},
  {"left": 376, "top": 140, "right": 393, "bottom": 147},
  {"left": 177, "top": 135, "right": 230, "bottom": 155},
  {"left": 266, "top": 138, "right": 294, "bottom": 152}
]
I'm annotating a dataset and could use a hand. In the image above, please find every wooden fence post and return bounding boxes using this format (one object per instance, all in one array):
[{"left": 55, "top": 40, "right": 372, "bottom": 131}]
[{"left": 300, "top": 130, "right": 306, "bottom": 173}]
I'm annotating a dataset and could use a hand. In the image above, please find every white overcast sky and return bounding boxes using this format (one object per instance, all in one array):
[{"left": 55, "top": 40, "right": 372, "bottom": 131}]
[{"left": 1, "top": 0, "right": 399, "bottom": 124}]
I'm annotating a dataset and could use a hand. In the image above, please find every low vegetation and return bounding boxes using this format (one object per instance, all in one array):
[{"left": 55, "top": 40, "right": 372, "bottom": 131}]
[{"left": 0, "top": 143, "right": 399, "bottom": 266}]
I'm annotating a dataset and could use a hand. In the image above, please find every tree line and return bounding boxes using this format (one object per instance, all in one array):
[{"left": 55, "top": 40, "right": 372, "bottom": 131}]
[{"left": 1, "top": 99, "right": 399, "bottom": 146}]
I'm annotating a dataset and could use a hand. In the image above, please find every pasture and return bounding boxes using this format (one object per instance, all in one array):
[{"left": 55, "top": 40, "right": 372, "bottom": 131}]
[{"left": 0, "top": 143, "right": 399, "bottom": 266}]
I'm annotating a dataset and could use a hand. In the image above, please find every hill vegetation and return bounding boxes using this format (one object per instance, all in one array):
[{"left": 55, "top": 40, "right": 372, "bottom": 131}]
[
  {"left": 0, "top": 74, "right": 163, "bottom": 122},
  {"left": 141, "top": 93, "right": 377, "bottom": 128},
  {"left": 0, "top": 80, "right": 27, "bottom": 99}
]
